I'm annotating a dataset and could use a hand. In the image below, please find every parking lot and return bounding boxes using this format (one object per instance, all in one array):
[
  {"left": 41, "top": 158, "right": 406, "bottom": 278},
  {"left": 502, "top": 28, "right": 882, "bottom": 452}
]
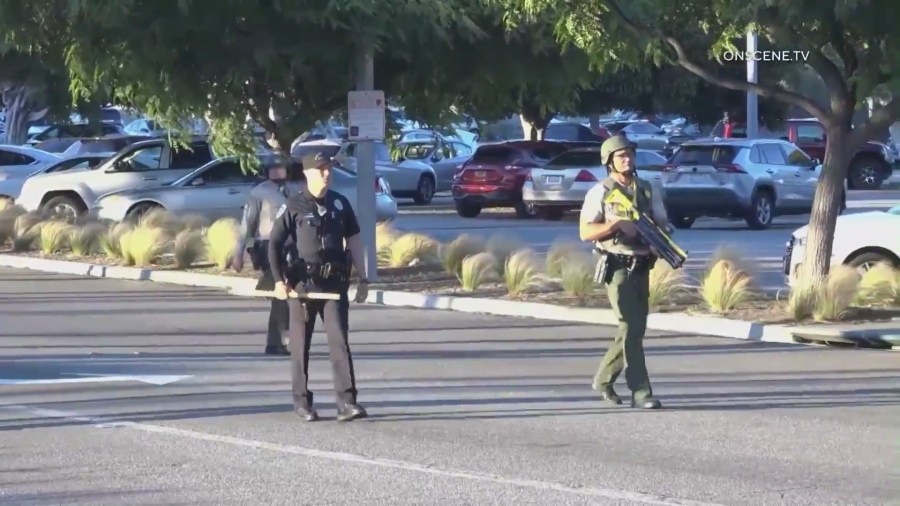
[
  {"left": 394, "top": 184, "right": 900, "bottom": 290},
  {"left": 1, "top": 270, "right": 897, "bottom": 505}
]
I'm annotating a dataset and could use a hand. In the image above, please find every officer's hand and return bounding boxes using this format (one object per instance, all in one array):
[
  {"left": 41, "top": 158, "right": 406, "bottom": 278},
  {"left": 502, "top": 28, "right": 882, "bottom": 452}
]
[
  {"left": 354, "top": 279, "right": 369, "bottom": 303},
  {"left": 273, "top": 281, "right": 288, "bottom": 300},
  {"left": 615, "top": 219, "right": 639, "bottom": 239},
  {"left": 232, "top": 254, "right": 244, "bottom": 272}
]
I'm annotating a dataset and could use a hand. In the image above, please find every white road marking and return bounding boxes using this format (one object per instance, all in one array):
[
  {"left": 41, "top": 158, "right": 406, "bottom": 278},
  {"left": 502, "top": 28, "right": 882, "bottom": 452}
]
[
  {"left": 3, "top": 404, "right": 723, "bottom": 506},
  {"left": 0, "top": 374, "right": 192, "bottom": 385}
]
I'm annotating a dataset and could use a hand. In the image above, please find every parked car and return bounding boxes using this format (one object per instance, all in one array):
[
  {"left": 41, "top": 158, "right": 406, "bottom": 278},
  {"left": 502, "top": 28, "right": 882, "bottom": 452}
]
[
  {"left": 0, "top": 145, "right": 63, "bottom": 181},
  {"left": 522, "top": 147, "right": 666, "bottom": 220},
  {"left": 396, "top": 136, "right": 474, "bottom": 191},
  {"left": 335, "top": 140, "right": 437, "bottom": 204},
  {"left": 782, "top": 118, "right": 894, "bottom": 190},
  {"left": 452, "top": 140, "right": 570, "bottom": 218},
  {"left": 62, "top": 135, "right": 147, "bottom": 156},
  {"left": 784, "top": 206, "right": 900, "bottom": 285},
  {"left": 0, "top": 153, "right": 113, "bottom": 202},
  {"left": 543, "top": 122, "right": 608, "bottom": 143},
  {"left": 710, "top": 117, "right": 895, "bottom": 190},
  {"left": 617, "top": 121, "right": 670, "bottom": 151},
  {"left": 660, "top": 138, "right": 846, "bottom": 230},
  {"left": 17, "top": 137, "right": 217, "bottom": 220},
  {"left": 92, "top": 155, "right": 397, "bottom": 224},
  {"left": 26, "top": 122, "right": 124, "bottom": 146}
]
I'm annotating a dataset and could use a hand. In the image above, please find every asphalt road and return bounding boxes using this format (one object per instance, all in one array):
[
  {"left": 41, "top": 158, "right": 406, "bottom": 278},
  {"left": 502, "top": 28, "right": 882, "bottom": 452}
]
[
  {"left": 395, "top": 188, "right": 900, "bottom": 291},
  {"left": 1, "top": 269, "right": 898, "bottom": 505}
]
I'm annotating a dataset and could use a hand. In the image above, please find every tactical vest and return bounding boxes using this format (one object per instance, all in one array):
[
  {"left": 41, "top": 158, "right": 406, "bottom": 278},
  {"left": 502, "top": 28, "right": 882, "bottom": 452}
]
[
  {"left": 291, "top": 190, "right": 352, "bottom": 290},
  {"left": 255, "top": 180, "right": 301, "bottom": 240},
  {"left": 596, "top": 176, "right": 653, "bottom": 255}
]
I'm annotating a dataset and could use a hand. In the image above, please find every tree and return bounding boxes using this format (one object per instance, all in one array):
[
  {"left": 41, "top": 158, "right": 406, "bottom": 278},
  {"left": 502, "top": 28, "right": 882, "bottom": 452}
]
[
  {"left": 384, "top": 11, "right": 597, "bottom": 140},
  {"left": 498, "top": 0, "right": 900, "bottom": 287},
  {"left": 0, "top": 0, "right": 479, "bottom": 162}
]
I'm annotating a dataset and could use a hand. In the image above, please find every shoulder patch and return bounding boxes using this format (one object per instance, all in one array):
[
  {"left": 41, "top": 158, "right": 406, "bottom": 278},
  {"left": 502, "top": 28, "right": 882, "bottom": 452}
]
[
  {"left": 275, "top": 204, "right": 286, "bottom": 219},
  {"left": 334, "top": 198, "right": 343, "bottom": 211}
]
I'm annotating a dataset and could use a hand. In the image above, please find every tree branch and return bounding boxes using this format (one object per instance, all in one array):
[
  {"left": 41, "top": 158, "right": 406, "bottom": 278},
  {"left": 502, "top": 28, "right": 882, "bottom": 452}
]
[
  {"left": 847, "top": 95, "right": 900, "bottom": 149},
  {"left": 600, "top": 0, "right": 832, "bottom": 123}
]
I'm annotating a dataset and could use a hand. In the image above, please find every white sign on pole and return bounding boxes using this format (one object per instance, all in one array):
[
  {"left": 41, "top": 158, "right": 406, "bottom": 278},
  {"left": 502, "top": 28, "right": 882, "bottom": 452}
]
[{"left": 347, "top": 90, "right": 386, "bottom": 141}]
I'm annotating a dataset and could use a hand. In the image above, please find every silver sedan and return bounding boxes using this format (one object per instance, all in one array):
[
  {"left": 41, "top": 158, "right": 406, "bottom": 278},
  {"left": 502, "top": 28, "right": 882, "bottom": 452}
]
[
  {"left": 92, "top": 156, "right": 398, "bottom": 223},
  {"left": 523, "top": 148, "right": 667, "bottom": 220}
]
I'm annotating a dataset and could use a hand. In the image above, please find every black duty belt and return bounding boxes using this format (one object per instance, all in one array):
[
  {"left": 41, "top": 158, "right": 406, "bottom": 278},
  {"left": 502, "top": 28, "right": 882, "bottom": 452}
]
[{"left": 607, "top": 253, "right": 656, "bottom": 273}]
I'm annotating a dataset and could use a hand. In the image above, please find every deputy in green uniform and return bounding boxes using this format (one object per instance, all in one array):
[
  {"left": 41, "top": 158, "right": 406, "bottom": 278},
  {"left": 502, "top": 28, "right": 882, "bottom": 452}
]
[{"left": 579, "top": 135, "right": 668, "bottom": 409}]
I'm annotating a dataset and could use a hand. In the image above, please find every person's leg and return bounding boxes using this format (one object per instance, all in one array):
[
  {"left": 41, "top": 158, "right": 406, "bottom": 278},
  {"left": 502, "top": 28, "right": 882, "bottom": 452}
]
[
  {"left": 288, "top": 299, "right": 320, "bottom": 420},
  {"left": 593, "top": 267, "right": 628, "bottom": 401},
  {"left": 621, "top": 268, "right": 652, "bottom": 402},
  {"left": 321, "top": 296, "right": 365, "bottom": 421}
]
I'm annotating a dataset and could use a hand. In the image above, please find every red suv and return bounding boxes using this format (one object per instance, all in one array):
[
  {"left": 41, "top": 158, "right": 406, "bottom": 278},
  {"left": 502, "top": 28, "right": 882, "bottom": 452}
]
[{"left": 451, "top": 141, "right": 572, "bottom": 218}]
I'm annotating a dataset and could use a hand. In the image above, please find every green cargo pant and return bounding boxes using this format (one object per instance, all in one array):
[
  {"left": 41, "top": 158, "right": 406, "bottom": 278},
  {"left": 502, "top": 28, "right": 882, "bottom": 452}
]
[{"left": 592, "top": 264, "right": 653, "bottom": 399}]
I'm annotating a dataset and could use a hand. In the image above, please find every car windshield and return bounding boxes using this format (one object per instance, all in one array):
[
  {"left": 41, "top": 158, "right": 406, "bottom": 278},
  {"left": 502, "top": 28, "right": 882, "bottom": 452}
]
[
  {"left": 670, "top": 145, "right": 739, "bottom": 165},
  {"left": 546, "top": 150, "right": 604, "bottom": 167}
]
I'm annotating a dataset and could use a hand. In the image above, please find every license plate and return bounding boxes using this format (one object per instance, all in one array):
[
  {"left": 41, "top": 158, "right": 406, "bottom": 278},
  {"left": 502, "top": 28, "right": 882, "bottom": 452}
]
[{"left": 544, "top": 175, "right": 562, "bottom": 184}]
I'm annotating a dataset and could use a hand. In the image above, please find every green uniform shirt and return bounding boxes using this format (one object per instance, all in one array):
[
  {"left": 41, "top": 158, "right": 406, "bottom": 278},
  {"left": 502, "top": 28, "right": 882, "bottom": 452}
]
[{"left": 579, "top": 176, "right": 668, "bottom": 256}]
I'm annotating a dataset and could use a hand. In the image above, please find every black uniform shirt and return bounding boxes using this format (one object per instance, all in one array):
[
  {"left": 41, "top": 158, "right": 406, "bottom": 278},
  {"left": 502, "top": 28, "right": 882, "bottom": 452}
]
[{"left": 267, "top": 187, "right": 360, "bottom": 284}]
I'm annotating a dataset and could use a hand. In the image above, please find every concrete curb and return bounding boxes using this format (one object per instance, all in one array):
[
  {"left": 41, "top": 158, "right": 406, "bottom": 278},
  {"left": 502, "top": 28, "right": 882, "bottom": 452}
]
[{"left": 0, "top": 254, "right": 891, "bottom": 349}]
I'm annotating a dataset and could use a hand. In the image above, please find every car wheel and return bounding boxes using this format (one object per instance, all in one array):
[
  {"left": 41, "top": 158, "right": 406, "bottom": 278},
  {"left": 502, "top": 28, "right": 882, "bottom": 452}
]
[
  {"left": 413, "top": 175, "right": 435, "bottom": 205},
  {"left": 847, "top": 156, "right": 886, "bottom": 190},
  {"left": 745, "top": 190, "right": 774, "bottom": 230},
  {"left": 847, "top": 251, "right": 900, "bottom": 272},
  {"left": 535, "top": 207, "right": 565, "bottom": 221},
  {"left": 455, "top": 201, "right": 481, "bottom": 218},
  {"left": 42, "top": 195, "right": 86, "bottom": 223},
  {"left": 126, "top": 202, "right": 163, "bottom": 223},
  {"left": 671, "top": 215, "right": 695, "bottom": 229},
  {"left": 514, "top": 201, "right": 536, "bottom": 219}
]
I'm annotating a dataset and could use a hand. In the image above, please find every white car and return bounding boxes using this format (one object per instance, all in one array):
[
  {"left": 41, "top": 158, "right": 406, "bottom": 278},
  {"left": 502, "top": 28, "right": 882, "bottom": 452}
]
[
  {"left": 0, "top": 153, "right": 113, "bottom": 202},
  {"left": 784, "top": 206, "right": 900, "bottom": 284},
  {"left": 0, "top": 145, "right": 63, "bottom": 182},
  {"left": 17, "top": 137, "right": 216, "bottom": 219}
]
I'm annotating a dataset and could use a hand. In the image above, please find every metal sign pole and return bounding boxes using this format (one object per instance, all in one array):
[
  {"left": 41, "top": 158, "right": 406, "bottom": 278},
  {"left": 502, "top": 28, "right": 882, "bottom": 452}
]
[
  {"left": 349, "top": 52, "right": 380, "bottom": 282},
  {"left": 746, "top": 31, "right": 759, "bottom": 139}
]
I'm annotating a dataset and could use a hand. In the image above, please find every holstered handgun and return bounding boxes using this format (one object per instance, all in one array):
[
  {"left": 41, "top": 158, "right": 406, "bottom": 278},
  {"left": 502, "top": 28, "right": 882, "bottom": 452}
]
[
  {"left": 249, "top": 240, "right": 269, "bottom": 271},
  {"left": 593, "top": 250, "right": 611, "bottom": 285}
]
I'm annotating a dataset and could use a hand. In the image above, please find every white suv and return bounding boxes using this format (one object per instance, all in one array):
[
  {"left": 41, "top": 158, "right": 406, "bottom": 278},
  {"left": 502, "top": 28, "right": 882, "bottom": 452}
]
[
  {"left": 17, "top": 137, "right": 215, "bottom": 219},
  {"left": 661, "top": 138, "right": 846, "bottom": 230}
]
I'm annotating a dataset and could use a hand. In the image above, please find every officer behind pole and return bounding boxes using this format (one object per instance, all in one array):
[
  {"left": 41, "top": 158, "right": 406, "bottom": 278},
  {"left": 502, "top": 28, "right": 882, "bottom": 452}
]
[
  {"left": 578, "top": 135, "right": 668, "bottom": 410},
  {"left": 267, "top": 151, "right": 369, "bottom": 422},
  {"left": 233, "top": 155, "right": 302, "bottom": 356}
]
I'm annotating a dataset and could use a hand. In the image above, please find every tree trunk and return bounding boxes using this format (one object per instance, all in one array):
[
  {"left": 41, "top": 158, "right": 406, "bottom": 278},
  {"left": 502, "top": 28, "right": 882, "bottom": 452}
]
[
  {"left": 519, "top": 113, "right": 552, "bottom": 141},
  {"left": 797, "top": 125, "right": 850, "bottom": 286},
  {"left": 1, "top": 83, "right": 47, "bottom": 145},
  {"left": 589, "top": 114, "right": 600, "bottom": 134}
]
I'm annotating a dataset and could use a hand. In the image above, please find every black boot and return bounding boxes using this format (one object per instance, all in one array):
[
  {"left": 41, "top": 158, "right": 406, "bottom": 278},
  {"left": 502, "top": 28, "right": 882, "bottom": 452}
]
[
  {"left": 295, "top": 405, "right": 319, "bottom": 422},
  {"left": 265, "top": 345, "right": 290, "bottom": 356},
  {"left": 598, "top": 388, "right": 623, "bottom": 405},
  {"left": 336, "top": 404, "right": 368, "bottom": 422},
  {"left": 631, "top": 396, "right": 662, "bottom": 409}
]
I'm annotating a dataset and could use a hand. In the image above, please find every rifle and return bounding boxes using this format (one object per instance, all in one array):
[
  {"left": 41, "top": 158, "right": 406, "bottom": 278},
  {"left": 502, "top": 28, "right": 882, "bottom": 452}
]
[{"left": 604, "top": 188, "right": 689, "bottom": 269}]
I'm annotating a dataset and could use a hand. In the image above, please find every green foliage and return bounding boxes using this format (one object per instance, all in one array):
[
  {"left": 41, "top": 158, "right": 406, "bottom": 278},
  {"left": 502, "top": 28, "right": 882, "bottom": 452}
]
[{"left": 0, "top": 0, "right": 481, "bottom": 160}]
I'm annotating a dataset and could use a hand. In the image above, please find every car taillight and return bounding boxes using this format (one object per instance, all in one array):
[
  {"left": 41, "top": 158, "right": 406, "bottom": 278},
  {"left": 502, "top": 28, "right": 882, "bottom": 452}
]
[
  {"left": 574, "top": 170, "right": 597, "bottom": 182},
  {"left": 715, "top": 164, "right": 746, "bottom": 174}
]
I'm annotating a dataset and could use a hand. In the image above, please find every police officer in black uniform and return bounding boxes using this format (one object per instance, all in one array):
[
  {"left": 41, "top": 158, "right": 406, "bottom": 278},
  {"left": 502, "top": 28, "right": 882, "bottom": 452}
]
[
  {"left": 267, "top": 152, "right": 369, "bottom": 422},
  {"left": 233, "top": 155, "right": 302, "bottom": 355}
]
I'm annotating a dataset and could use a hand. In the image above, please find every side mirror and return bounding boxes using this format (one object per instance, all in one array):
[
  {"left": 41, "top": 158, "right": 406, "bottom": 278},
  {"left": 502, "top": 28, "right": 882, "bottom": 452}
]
[
  {"left": 431, "top": 152, "right": 443, "bottom": 162},
  {"left": 190, "top": 177, "right": 204, "bottom": 186},
  {"left": 810, "top": 158, "right": 820, "bottom": 166}
]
